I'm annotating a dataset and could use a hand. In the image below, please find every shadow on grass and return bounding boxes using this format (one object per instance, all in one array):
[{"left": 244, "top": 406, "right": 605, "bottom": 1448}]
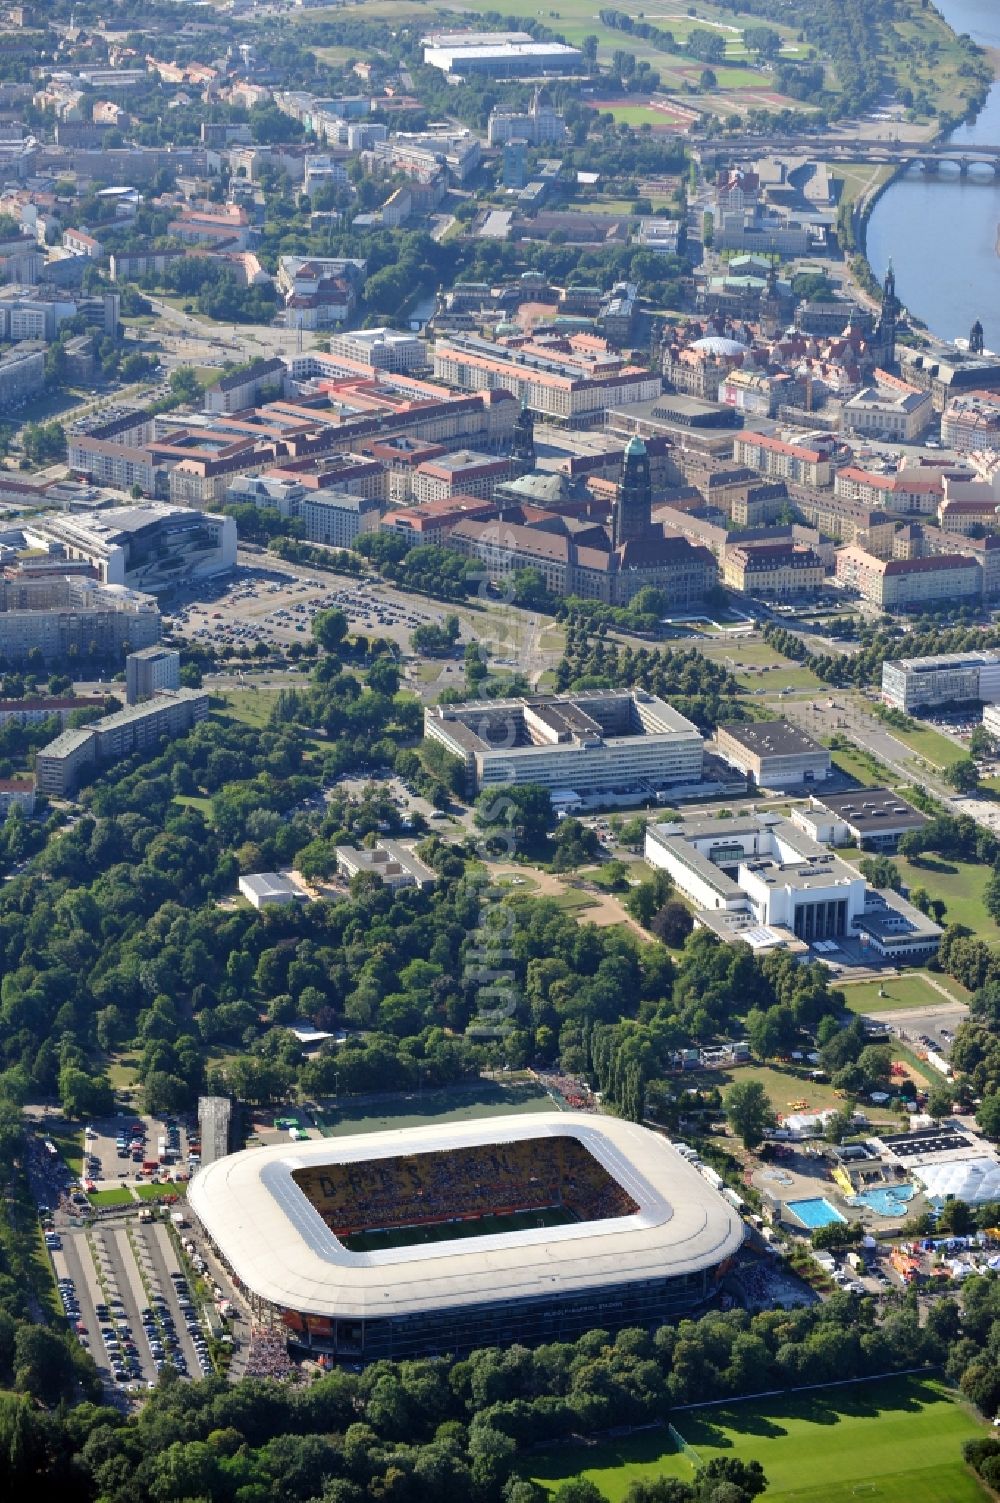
[
  {"left": 679, "top": 1374, "right": 941, "bottom": 1449},
  {"left": 906, "top": 856, "right": 958, "bottom": 877}
]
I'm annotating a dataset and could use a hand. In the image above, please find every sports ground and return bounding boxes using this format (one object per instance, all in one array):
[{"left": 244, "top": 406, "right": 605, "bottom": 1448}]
[
  {"left": 342, "top": 1204, "right": 576, "bottom": 1253},
  {"left": 529, "top": 1376, "right": 989, "bottom": 1502}
]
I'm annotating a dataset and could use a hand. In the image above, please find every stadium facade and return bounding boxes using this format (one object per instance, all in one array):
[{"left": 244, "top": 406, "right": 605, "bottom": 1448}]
[{"left": 188, "top": 1113, "right": 744, "bottom": 1360}]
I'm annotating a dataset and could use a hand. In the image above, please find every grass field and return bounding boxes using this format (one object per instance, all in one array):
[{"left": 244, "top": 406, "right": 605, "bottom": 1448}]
[
  {"left": 215, "top": 688, "right": 281, "bottom": 728},
  {"left": 530, "top": 1376, "right": 989, "bottom": 1502},
  {"left": 87, "top": 1187, "right": 134, "bottom": 1207},
  {"left": 830, "top": 746, "right": 893, "bottom": 787},
  {"left": 841, "top": 973, "right": 962, "bottom": 1015},
  {"left": 343, "top": 1204, "right": 576, "bottom": 1253},
  {"left": 880, "top": 721, "right": 964, "bottom": 770},
  {"left": 894, "top": 854, "right": 1000, "bottom": 941},
  {"left": 46, "top": 1126, "right": 84, "bottom": 1178},
  {"left": 312, "top": 1080, "right": 560, "bottom": 1138}
]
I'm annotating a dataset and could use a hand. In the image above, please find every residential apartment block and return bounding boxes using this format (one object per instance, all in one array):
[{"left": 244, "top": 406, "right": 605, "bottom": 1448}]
[
  {"left": 35, "top": 688, "right": 210, "bottom": 797},
  {"left": 835, "top": 545, "right": 982, "bottom": 610},
  {"left": 734, "top": 432, "right": 833, "bottom": 488}
]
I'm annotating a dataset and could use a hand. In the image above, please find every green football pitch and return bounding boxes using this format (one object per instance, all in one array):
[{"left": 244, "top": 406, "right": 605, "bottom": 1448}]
[
  {"left": 529, "top": 1376, "right": 989, "bottom": 1502},
  {"left": 342, "top": 1204, "right": 576, "bottom": 1252}
]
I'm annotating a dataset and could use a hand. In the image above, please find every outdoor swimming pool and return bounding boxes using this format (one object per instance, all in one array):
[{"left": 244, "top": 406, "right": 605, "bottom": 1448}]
[
  {"left": 847, "top": 1184, "right": 916, "bottom": 1217},
  {"left": 786, "top": 1197, "right": 847, "bottom": 1229}
]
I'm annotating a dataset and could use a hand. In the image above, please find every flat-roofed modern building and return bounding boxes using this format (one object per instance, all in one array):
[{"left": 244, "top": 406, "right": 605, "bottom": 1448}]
[
  {"left": 238, "top": 872, "right": 311, "bottom": 910},
  {"left": 125, "top": 645, "right": 180, "bottom": 705},
  {"left": 36, "top": 688, "right": 209, "bottom": 796},
  {"left": 425, "top": 689, "right": 703, "bottom": 797},
  {"left": 881, "top": 651, "right": 1000, "bottom": 712},
  {"left": 791, "top": 788, "right": 927, "bottom": 853},
  {"left": 335, "top": 841, "right": 437, "bottom": 892},
  {"left": 645, "top": 812, "right": 941, "bottom": 960},
  {"left": 24, "top": 504, "right": 237, "bottom": 592},
  {"left": 715, "top": 719, "right": 831, "bottom": 790}
]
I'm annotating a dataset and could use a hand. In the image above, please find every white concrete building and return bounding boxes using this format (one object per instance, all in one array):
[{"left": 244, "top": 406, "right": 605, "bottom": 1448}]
[
  {"left": 239, "top": 872, "right": 311, "bottom": 909},
  {"left": 336, "top": 841, "right": 437, "bottom": 891},
  {"left": 24, "top": 504, "right": 237, "bottom": 592},
  {"left": 645, "top": 813, "right": 941, "bottom": 959},
  {"left": 881, "top": 651, "right": 1000, "bottom": 712},
  {"left": 425, "top": 690, "right": 703, "bottom": 797},
  {"left": 326, "top": 328, "right": 426, "bottom": 373}
]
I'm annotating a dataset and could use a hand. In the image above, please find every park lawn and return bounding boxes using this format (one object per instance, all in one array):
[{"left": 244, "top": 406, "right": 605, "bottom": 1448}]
[
  {"left": 88, "top": 1187, "right": 135, "bottom": 1207},
  {"left": 833, "top": 161, "right": 895, "bottom": 211},
  {"left": 737, "top": 666, "right": 824, "bottom": 692},
  {"left": 830, "top": 746, "right": 892, "bottom": 787},
  {"left": 895, "top": 854, "right": 1000, "bottom": 941},
  {"left": 215, "top": 688, "right": 281, "bottom": 728},
  {"left": 134, "top": 1182, "right": 187, "bottom": 1201},
  {"left": 529, "top": 1376, "right": 989, "bottom": 1502},
  {"left": 716, "top": 1063, "right": 846, "bottom": 1119},
  {"left": 841, "top": 974, "right": 959, "bottom": 1015},
  {"left": 551, "top": 889, "right": 598, "bottom": 914},
  {"left": 172, "top": 794, "right": 214, "bottom": 818}
]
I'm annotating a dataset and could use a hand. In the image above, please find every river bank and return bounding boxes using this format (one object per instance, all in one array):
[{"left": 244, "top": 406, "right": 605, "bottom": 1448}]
[{"left": 860, "top": 0, "right": 1000, "bottom": 350}]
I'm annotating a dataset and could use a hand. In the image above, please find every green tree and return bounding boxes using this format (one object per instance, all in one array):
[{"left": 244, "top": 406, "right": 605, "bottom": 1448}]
[
  {"left": 724, "top": 1080, "right": 774, "bottom": 1149},
  {"left": 312, "top": 608, "right": 349, "bottom": 653},
  {"left": 946, "top": 758, "right": 980, "bottom": 794}
]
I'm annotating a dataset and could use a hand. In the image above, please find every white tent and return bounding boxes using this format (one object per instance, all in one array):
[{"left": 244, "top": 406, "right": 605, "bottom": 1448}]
[{"left": 913, "top": 1156, "right": 1000, "bottom": 1206}]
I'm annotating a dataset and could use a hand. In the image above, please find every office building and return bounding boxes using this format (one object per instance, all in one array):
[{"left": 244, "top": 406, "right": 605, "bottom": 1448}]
[
  {"left": 412, "top": 450, "right": 511, "bottom": 502},
  {"left": 198, "top": 1096, "right": 233, "bottom": 1168},
  {"left": 722, "top": 542, "right": 825, "bottom": 598},
  {"left": 326, "top": 328, "right": 425, "bottom": 373},
  {"left": 487, "top": 91, "right": 567, "bottom": 146},
  {"left": 425, "top": 689, "right": 703, "bottom": 798},
  {"left": 715, "top": 720, "right": 831, "bottom": 790},
  {"left": 35, "top": 688, "right": 209, "bottom": 796},
  {"left": 335, "top": 841, "right": 438, "bottom": 892},
  {"left": 841, "top": 373, "right": 934, "bottom": 441},
  {"left": 125, "top": 645, "right": 180, "bottom": 706},
  {"left": 25, "top": 505, "right": 237, "bottom": 592},
  {"left": 422, "top": 32, "right": 583, "bottom": 78},
  {"left": 734, "top": 432, "right": 833, "bottom": 488},
  {"left": 645, "top": 812, "right": 941, "bottom": 961},
  {"left": 791, "top": 788, "right": 927, "bottom": 853},
  {"left": 433, "top": 331, "right": 661, "bottom": 422},
  {"left": 881, "top": 650, "right": 1000, "bottom": 712},
  {"left": 205, "top": 358, "right": 285, "bottom": 415}
]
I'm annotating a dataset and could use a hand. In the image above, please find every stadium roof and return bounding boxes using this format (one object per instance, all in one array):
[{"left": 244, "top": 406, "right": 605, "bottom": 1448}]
[{"left": 188, "top": 1113, "right": 744, "bottom": 1320}]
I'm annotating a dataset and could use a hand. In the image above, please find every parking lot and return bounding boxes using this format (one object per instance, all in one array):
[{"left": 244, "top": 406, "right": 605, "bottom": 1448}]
[
  {"left": 51, "top": 1215, "right": 216, "bottom": 1396},
  {"left": 164, "top": 564, "right": 448, "bottom": 658},
  {"left": 82, "top": 1112, "right": 197, "bottom": 1191}
]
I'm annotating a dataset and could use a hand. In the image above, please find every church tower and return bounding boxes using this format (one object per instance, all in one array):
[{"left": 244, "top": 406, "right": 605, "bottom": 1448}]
[
  {"left": 510, "top": 399, "right": 535, "bottom": 478},
  {"left": 614, "top": 436, "right": 652, "bottom": 549},
  {"left": 970, "top": 319, "right": 985, "bottom": 355},
  {"left": 760, "top": 257, "right": 782, "bottom": 339},
  {"left": 876, "top": 260, "right": 899, "bottom": 371}
]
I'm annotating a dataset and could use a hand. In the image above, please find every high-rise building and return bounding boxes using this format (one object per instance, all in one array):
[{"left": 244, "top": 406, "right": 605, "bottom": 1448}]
[{"left": 126, "top": 645, "right": 180, "bottom": 705}]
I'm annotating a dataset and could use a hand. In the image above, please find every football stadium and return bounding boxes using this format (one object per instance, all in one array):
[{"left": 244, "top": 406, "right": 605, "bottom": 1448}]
[{"left": 188, "top": 1114, "right": 745, "bottom": 1360}]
